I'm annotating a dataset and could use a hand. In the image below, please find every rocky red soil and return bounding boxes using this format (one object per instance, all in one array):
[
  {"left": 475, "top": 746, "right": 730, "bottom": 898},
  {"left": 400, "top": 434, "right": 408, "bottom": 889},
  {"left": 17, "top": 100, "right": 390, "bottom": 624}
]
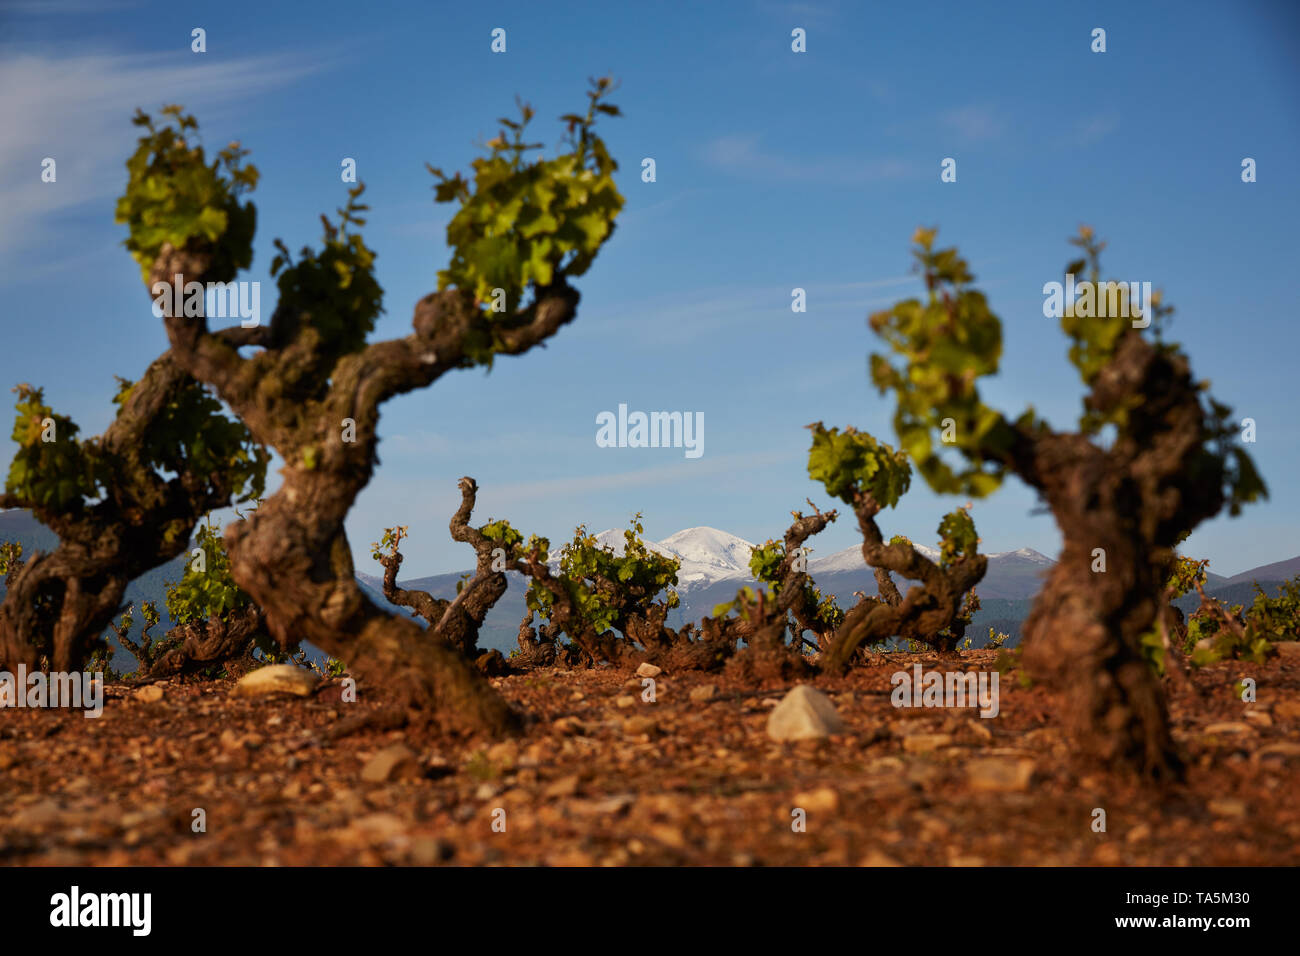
[{"left": 2, "top": 647, "right": 1298, "bottom": 866}]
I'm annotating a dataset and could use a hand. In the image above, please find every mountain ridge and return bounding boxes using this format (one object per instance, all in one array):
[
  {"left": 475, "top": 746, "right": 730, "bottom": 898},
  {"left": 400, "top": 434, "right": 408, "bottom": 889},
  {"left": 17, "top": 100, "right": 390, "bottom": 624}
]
[
  {"left": 0, "top": 509, "right": 1287, "bottom": 663},
  {"left": 361, "top": 523, "right": 1264, "bottom": 654}
]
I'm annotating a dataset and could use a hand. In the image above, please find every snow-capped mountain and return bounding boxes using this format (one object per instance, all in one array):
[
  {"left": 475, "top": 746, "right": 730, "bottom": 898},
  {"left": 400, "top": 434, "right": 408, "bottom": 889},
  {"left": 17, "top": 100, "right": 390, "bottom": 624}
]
[
  {"left": 539, "top": 526, "right": 1055, "bottom": 598},
  {"left": 546, "top": 526, "right": 757, "bottom": 589},
  {"left": 987, "top": 547, "right": 1054, "bottom": 565},
  {"left": 345, "top": 520, "right": 1265, "bottom": 655},
  {"left": 810, "top": 544, "right": 1051, "bottom": 575},
  {"left": 0, "top": 507, "right": 1280, "bottom": 667},
  {"left": 810, "top": 543, "right": 941, "bottom": 574},
  {"left": 652, "top": 527, "right": 757, "bottom": 585}
]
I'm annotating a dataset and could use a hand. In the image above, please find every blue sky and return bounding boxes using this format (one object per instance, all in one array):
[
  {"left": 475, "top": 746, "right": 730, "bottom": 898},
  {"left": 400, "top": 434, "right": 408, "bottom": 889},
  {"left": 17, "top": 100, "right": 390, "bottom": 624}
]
[{"left": 1, "top": 0, "right": 1297, "bottom": 578}]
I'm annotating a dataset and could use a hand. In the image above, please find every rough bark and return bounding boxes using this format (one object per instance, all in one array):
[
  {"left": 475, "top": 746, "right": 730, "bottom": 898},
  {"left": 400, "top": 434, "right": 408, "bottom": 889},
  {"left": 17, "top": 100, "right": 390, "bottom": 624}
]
[
  {"left": 375, "top": 477, "right": 513, "bottom": 666},
  {"left": 141, "top": 605, "right": 267, "bottom": 679},
  {"left": 873, "top": 566, "right": 902, "bottom": 607},
  {"left": 770, "top": 502, "right": 839, "bottom": 651},
  {"left": 114, "top": 608, "right": 157, "bottom": 674},
  {"left": 722, "top": 590, "right": 811, "bottom": 682},
  {"left": 0, "top": 352, "right": 260, "bottom": 673},
  {"left": 432, "top": 477, "right": 511, "bottom": 656},
  {"left": 821, "top": 491, "right": 987, "bottom": 673},
  {"left": 151, "top": 239, "right": 584, "bottom": 734},
  {"left": 515, "top": 550, "right": 641, "bottom": 667},
  {"left": 999, "top": 331, "right": 1223, "bottom": 781},
  {"left": 377, "top": 543, "right": 446, "bottom": 631},
  {"left": 512, "top": 607, "right": 558, "bottom": 670},
  {"left": 625, "top": 602, "right": 738, "bottom": 672}
]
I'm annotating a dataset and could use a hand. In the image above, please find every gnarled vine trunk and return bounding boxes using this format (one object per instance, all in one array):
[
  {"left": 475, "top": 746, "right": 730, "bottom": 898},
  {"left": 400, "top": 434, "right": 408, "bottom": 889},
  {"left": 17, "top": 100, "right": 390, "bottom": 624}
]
[
  {"left": 376, "top": 478, "right": 512, "bottom": 664},
  {"left": 1021, "top": 536, "right": 1175, "bottom": 779},
  {"left": 773, "top": 503, "right": 839, "bottom": 651},
  {"left": 0, "top": 547, "right": 127, "bottom": 672},
  {"left": 1009, "top": 333, "right": 1229, "bottom": 781},
  {"left": 0, "top": 352, "right": 262, "bottom": 673},
  {"left": 153, "top": 230, "right": 580, "bottom": 734},
  {"left": 224, "top": 465, "right": 519, "bottom": 735},
  {"left": 821, "top": 492, "right": 986, "bottom": 673},
  {"left": 143, "top": 605, "right": 267, "bottom": 679}
]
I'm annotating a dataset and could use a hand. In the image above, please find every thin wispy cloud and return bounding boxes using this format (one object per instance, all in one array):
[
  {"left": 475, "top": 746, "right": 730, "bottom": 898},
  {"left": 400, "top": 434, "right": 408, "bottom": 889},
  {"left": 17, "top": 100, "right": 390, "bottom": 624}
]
[
  {"left": 615, "top": 187, "right": 711, "bottom": 229},
  {"left": 0, "top": 0, "right": 142, "bottom": 12},
  {"left": 757, "top": 0, "right": 838, "bottom": 28},
  {"left": 865, "top": 79, "right": 896, "bottom": 105},
  {"left": 590, "top": 275, "right": 915, "bottom": 346},
  {"left": 701, "top": 133, "right": 911, "bottom": 184},
  {"left": 938, "top": 104, "right": 1009, "bottom": 144},
  {"left": 381, "top": 428, "right": 595, "bottom": 461},
  {"left": 1071, "top": 113, "right": 1120, "bottom": 147},
  {"left": 489, "top": 449, "right": 799, "bottom": 506},
  {"left": 0, "top": 48, "right": 328, "bottom": 272}
]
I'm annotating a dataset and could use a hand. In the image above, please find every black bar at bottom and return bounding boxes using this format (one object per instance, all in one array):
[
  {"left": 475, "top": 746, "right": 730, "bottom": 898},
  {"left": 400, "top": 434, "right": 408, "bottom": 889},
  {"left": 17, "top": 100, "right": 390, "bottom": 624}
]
[{"left": 2, "top": 865, "right": 1281, "bottom": 942}]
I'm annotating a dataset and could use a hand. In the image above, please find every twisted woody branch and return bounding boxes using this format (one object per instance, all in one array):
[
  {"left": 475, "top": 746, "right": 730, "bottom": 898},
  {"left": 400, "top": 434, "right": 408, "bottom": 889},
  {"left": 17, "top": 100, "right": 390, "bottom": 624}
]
[
  {"left": 121, "top": 84, "right": 624, "bottom": 734},
  {"left": 824, "top": 485, "right": 985, "bottom": 670},
  {"left": 745, "top": 500, "right": 841, "bottom": 653},
  {"left": 865, "top": 227, "right": 1266, "bottom": 780},
  {"left": 0, "top": 353, "right": 266, "bottom": 673},
  {"left": 803, "top": 423, "right": 987, "bottom": 672},
  {"left": 373, "top": 477, "right": 523, "bottom": 671},
  {"left": 509, "top": 516, "right": 735, "bottom": 671}
]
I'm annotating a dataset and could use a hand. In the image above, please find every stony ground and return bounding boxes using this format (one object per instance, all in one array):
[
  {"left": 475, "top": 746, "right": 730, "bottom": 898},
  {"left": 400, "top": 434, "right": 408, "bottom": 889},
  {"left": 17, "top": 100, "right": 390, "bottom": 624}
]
[{"left": 2, "top": 646, "right": 1299, "bottom": 866}]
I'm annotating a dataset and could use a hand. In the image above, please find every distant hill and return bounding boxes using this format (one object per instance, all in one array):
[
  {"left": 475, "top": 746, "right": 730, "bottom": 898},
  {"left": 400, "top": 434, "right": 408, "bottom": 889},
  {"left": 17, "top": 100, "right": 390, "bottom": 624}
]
[
  {"left": 0, "top": 508, "right": 57, "bottom": 554},
  {"left": 1172, "top": 578, "right": 1293, "bottom": 617},
  {"left": 2, "top": 509, "right": 1295, "bottom": 663},
  {"left": 1225, "top": 555, "right": 1300, "bottom": 587},
  {"left": 361, "top": 528, "right": 1281, "bottom": 653},
  {"left": 0, "top": 509, "right": 193, "bottom": 671}
]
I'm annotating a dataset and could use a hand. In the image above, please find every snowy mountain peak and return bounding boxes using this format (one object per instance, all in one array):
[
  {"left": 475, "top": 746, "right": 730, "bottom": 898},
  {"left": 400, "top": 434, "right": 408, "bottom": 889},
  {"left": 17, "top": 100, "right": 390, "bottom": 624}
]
[
  {"left": 655, "top": 527, "right": 757, "bottom": 577},
  {"left": 987, "top": 547, "right": 1054, "bottom": 564},
  {"left": 811, "top": 542, "right": 939, "bottom": 575},
  {"left": 548, "top": 525, "right": 757, "bottom": 590},
  {"left": 543, "top": 523, "right": 1053, "bottom": 592},
  {"left": 586, "top": 528, "right": 635, "bottom": 555},
  {"left": 544, "top": 527, "right": 666, "bottom": 566}
]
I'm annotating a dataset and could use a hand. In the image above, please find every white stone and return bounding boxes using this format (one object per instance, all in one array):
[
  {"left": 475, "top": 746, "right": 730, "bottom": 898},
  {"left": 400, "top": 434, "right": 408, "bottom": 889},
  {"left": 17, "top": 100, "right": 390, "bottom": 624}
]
[
  {"left": 234, "top": 664, "right": 319, "bottom": 698},
  {"left": 766, "top": 685, "right": 845, "bottom": 742},
  {"left": 966, "top": 756, "right": 1036, "bottom": 792},
  {"left": 361, "top": 744, "right": 417, "bottom": 783}
]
